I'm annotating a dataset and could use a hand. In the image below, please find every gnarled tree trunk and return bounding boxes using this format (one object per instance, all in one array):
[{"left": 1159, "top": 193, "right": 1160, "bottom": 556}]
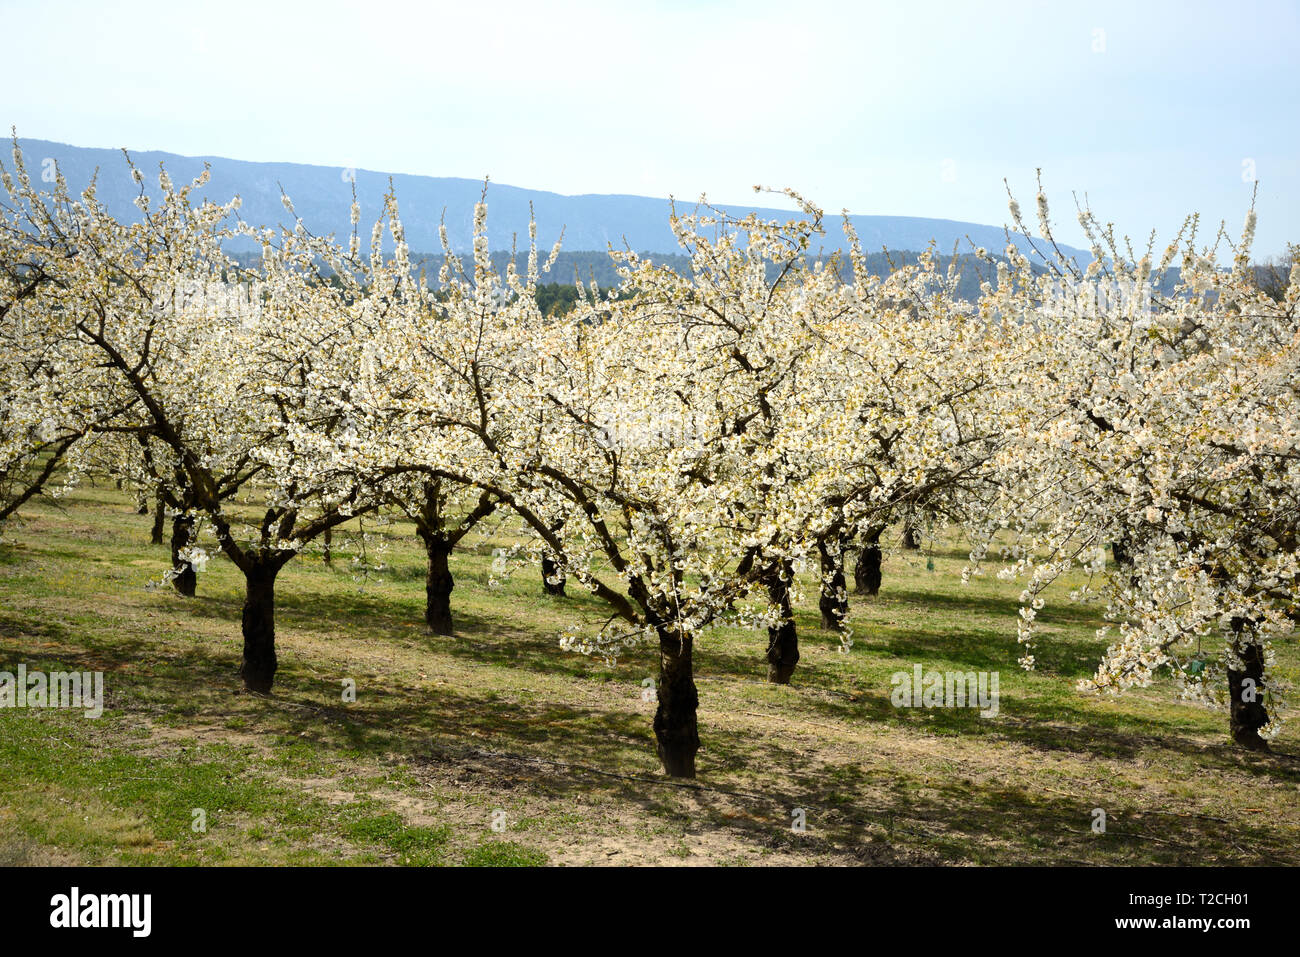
[
  {"left": 422, "top": 532, "right": 455, "bottom": 635},
  {"left": 239, "top": 561, "right": 280, "bottom": 694},
  {"left": 150, "top": 489, "right": 165, "bottom": 546},
  {"left": 541, "top": 554, "right": 566, "bottom": 596},
  {"left": 170, "top": 514, "right": 197, "bottom": 597},
  {"left": 653, "top": 626, "right": 699, "bottom": 778},
  {"left": 854, "top": 526, "right": 884, "bottom": 596},
  {"left": 766, "top": 567, "right": 799, "bottom": 684},
  {"left": 818, "top": 535, "right": 847, "bottom": 631},
  {"left": 1228, "top": 618, "right": 1269, "bottom": 751},
  {"left": 901, "top": 521, "right": 921, "bottom": 550},
  {"left": 413, "top": 481, "right": 457, "bottom": 635}
]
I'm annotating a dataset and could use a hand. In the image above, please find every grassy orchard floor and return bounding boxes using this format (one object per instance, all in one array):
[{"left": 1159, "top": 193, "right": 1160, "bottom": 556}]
[{"left": 1, "top": 484, "right": 1298, "bottom": 866}]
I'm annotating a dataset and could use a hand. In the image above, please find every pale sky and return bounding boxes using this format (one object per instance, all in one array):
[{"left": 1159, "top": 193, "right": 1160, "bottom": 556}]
[{"left": 4, "top": 0, "right": 1297, "bottom": 255}]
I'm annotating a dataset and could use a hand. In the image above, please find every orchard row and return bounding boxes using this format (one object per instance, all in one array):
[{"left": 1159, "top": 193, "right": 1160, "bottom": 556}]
[{"left": 2, "top": 143, "right": 1295, "bottom": 775}]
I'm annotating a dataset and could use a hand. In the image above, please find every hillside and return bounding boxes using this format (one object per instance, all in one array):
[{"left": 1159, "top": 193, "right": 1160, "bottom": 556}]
[{"left": 14, "top": 137, "right": 1088, "bottom": 260}]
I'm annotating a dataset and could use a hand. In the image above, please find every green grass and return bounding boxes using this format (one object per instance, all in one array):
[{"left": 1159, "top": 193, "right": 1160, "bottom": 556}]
[
  {"left": 461, "top": 840, "right": 549, "bottom": 867},
  {"left": 1, "top": 481, "right": 1297, "bottom": 865}
]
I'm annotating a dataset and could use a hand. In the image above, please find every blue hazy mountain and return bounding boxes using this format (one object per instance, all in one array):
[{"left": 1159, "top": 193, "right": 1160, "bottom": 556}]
[{"left": 13, "top": 137, "right": 1085, "bottom": 259}]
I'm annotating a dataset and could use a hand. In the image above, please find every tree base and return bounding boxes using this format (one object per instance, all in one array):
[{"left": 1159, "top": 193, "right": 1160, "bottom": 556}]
[
  {"left": 1227, "top": 623, "right": 1270, "bottom": 752},
  {"left": 766, "top": 624, "right": 799, "bottom": 685},
  {"left": 1230, "top": 726, "right": 1270, "bottom": 752},
  {"left": 655, "top": 740, "right": 698, "bottom": 778},
  {"left": 170, "top": 515, "right": 196, "bottom": 597},
  {"left": 425, "top": 610, "right": 454, "bottom": 637},
  {"left": 854, "top": 536, "right": 883, "bottom": 596},
  {"left": 424, "top": 538, "right": 455, "bottom": 636},
  {"left": 654, "top": 636, "right": 700, "bottom": 778},
  {"left": 240, "top": 566, "right": 278, "bottom": 694},
  {"left": 767, "top": 661, "right": 796, "bottom": 685},
  {"left": 239, "top": 668, "right": 275, "bottom": 695}
]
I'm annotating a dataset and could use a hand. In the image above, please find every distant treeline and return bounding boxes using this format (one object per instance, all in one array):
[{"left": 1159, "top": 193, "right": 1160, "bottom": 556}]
[
  {"left": 406, "top": 250, "right": 1025, "bottom": 305},
  {"left": 413, "top": 251, "right": 684, "bottom": 291},
  {"left": 229, "top": 248, "right": 1203, "bottom": 316}
]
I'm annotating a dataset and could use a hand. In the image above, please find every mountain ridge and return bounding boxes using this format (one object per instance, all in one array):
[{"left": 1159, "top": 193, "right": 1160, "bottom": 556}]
[{"left": 11, "top": 137, "right": 1087, "bottom": 260}]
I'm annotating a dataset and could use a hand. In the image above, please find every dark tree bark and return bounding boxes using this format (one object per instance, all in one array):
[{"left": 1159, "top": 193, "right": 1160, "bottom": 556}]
[
  {"left": 421, "top": 532, "right": 455, "bottom": 635},
  {"left": 239, "top": 562, "right": 281, "bottom": 693},
  {"left": 1228, "top": 618, "right": 1270, "bottom": 752},
  {"left": 766, "top": 568, "right": 799, "bottom": 684},
  {"left": 541, "top": 517, "right": 567, "bottom": 595},
  {"left": 541, "top": 554, "right": 566, "bottom": 596},
  {"left": 1111, "top": 533, "right": 1142, "bottom": 588},
  {"left": 818, "top": 536, "right": 847, "bottom": 631},
  {"left": 653, "top": 627, "right": 700, "bottom": 777},
  {"left": 322, "top": 525, "right": 333, "bottom": 567},
  {"left": 169, "top": 514, "right": 196, "bottom": 597},
  {"left": 404, "top": 480, "right": 496, "bottom": 636},
  {"left": 854, "top": 526, "right": 884, "bottom": 596},
  {"left": 901, "top": 522, "right": 921, "bottom": 550},
  {"left": 149, "top": 488, "right": 165, "bottom": 546}
]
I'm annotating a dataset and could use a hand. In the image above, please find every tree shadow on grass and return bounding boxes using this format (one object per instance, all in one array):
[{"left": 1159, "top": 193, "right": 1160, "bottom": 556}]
[
  {"left": 170, "top": 575, "right": 619, "bottom": 683},
  {"left": 6, "top": 602, "right": 1298, "bottom": 866},
  {"left": 785, "top": 678, "right": 1300, "bottom": 786},
  {"left": 0, "top": 610, "right": 228, "bottom": 683},
  {"left": 864, "top": 583, "right": 1101, "bottom": 624},
  {"left": 784, "top": 762, "right": 1295, "bottom": 865}
]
